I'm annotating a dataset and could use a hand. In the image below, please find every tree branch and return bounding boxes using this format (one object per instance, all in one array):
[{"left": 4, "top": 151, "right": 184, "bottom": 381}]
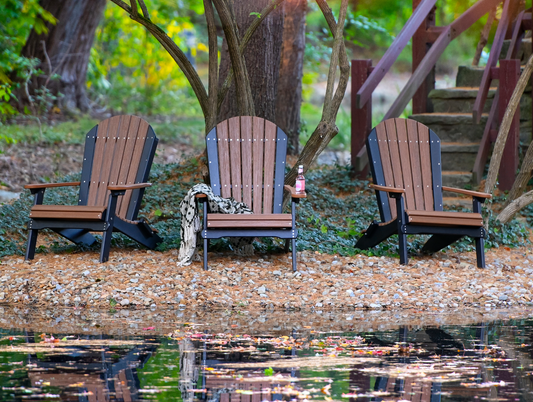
[
  {"left": 497, "top": 189, "right": 533, "bottom": 224},
  {"left": 217, "top": 0, "right": 286, "bottom": 111},
  {"left": 129, "top": 0, "right": 138, "bottom": 18},
  {"left": 284, "top": 0, "right": 349, "bottom": 198},
  {"left": 212, "top": 0, "right": 254, "bottom": 116},
  {"left": 204, "top": 0, "right": 218, "bottom": 132},
  {"left": 138, "top": 0, "right": 150, "bottom": 19},
  {"left": 110, "top": 0, "right": 209, "bottom": 116}
]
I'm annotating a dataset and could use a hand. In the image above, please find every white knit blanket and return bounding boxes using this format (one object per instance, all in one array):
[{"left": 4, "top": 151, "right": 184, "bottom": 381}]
[{"left": 177, "top": 183, "right": 253, "bottom": 266}]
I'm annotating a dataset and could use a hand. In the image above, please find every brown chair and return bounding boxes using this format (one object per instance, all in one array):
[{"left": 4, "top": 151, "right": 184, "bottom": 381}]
[
  {"left": 25, "top": 115, "right": 162, "bottom": 262},
  {"left": 355, "top": 118, "right": 491, "bottom": 268},
  {"left": 198, "top": 116, "right": 306, "bottom": 271}
]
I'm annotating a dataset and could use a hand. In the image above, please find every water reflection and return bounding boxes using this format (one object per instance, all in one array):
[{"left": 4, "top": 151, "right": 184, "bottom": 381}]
[{"left": 1, "top": 318, "right": 533, "bottom": 401}]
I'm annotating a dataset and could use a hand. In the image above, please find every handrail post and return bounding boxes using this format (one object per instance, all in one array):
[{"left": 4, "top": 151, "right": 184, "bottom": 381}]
[
  {"left": 351, "top": 59, "right": 372, "bottom": 178},
  {"left": 412, "top": 0, "right": 436, "bottom": 114},
  {"left": 498, "top": 59, "right": 521, "bottom": 191}
]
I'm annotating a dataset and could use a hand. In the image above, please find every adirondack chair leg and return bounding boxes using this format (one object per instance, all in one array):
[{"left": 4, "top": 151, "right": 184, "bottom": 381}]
[
  {"left": 25, "top": 229, "right": 39, "bottom": 260},
  {"left": 475, "top": 237, "right": 485, "bottom": 268},
  {"left": 291, "top": 238, "right": 297, "bottom": 272},
  {"left": 203, "top": 237, "right": 208, "bottom": 271},
  {"left": 393, "top": 194, "right": 408, "bottom": 265}
]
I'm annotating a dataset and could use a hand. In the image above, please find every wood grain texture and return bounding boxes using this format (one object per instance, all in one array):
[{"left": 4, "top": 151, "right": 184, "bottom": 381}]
[
  {"left": 240, "top": 116, "right": 253, "bottom": 208},
  {"left": 252, "top": 117, "right": 265, "bottom": 213},
  {"left": 217, "top": 119, "right": 232, "bottom": 198},
  {"left": 417, "top": 122, "right": 434, "bottom": 211},
  {"left": 262, "top": 119, "right": 277, "bottom": 213},
  {"left": 229, "top": 117, "right": 242, "bottom": 201}
]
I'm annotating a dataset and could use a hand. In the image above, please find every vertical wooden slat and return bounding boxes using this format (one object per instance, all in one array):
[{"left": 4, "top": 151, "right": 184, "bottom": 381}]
[
  {"left": 87, "top": 117, "right": 113, "bottom": 206},
  {"left": 217, "top": 120, "right": 232, "bottom": 198},
  {"left": 120, "top": 117, "right": 148, "bottom": 217},
  {"left": 94, "top": 116, "right": 122, "bottom": 206},
  {"left": 111, "top": 116, "right": 134, "bottom": 216},
  {"left": 272, "top": 127, "right": 287, "bottom": 213},
  {"left": 229, "top": 117, "right": 242, "bottom": 202},
  {"left": 395, "top": 118, "right": 415, "bottom": 210},
  {"left": 230, "top": 392, "right": 241, "bottom": 402},
  {"left": 86, "top": 118, "right": 110, "bottom": 206},
  {"left": 406, "top": 119, "right": 425, "bottom": 210},
  {"left": 252, "top": 118, "right": 265, "bottom": 213},
  {"left": 417, "top": 122, "right": 434, "bottom": 211},
  {"left": 115, "top": 116, "right": 141, "bottom": 218},
  {"left": 375, "top": 122, "right": 396, "bottom": 218},
  {"left": 221, "top": 393, "right": 230, "bottom": 402},
  {"left": 241, "top": 116, "right": 253, "bottom": 208},
  {"left": 385, "top": 119, "right": 404, "bottom": 189},
  {"left": 206, "top": 128, "right": 221, "bottom": 196},
  {"left": 263, "top": 119, "right": 277, "bottom": 213}
]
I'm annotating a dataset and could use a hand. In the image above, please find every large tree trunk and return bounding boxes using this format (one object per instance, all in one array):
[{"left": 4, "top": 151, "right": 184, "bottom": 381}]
[
  {"left": 218, "top": 0, "right": 284, "bottom": 122},
  {"left": 20, "top": 0, "right": 106, "bottom": 113},
  {"left": 275, "top": 0, "right": 307, "bottom": 155}
]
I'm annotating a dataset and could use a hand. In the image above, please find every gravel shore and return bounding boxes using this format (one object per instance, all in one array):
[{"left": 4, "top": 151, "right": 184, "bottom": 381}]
[{"left": 1, "top": 246, "right": 533, "bottom": 312}]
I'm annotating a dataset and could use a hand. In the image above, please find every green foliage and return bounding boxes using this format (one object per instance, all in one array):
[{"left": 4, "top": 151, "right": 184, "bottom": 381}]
[
  {"left": 0, "top": 0, "right": 57, "bottom": 116},
  {"left": 89, "top": 2, "right": 206, "bottom": 116},
  {"left": 0, "top": 160, "right": 529, "bottom": 259}
]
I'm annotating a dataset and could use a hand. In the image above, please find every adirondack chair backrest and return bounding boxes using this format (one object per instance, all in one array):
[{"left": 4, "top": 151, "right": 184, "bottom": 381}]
[
  {"left": 367, "top": 118, "right": 443, "bottom": 222},
  {"left": 78, "top": 115, "right": 158, "bottom": 221},
  {"left": 206, "top": 116, "right": 288, "bottom": 214}
]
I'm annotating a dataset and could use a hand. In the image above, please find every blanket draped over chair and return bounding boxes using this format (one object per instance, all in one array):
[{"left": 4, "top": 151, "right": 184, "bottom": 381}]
[{"left": 177, "top": 183, "right": 253, "bottom": 266}]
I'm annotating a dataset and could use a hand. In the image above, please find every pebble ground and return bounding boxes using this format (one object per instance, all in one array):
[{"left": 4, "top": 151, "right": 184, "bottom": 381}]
[{"left": 1, "top": 246, "right": 533, "bottom": 311}]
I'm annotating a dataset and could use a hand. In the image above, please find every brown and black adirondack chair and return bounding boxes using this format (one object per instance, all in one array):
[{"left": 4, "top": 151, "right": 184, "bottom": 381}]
[
  {"left": 25, "top": 115, "right": 162, "bottom": 262},
  {"left": 198, "top": 116, "right": 306, "bottom": 271},
  {"left": 355, "top": 118, "right": 491, "bottom": 268}
]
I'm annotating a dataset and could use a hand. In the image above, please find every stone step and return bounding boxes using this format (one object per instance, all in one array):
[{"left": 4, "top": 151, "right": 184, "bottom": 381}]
[
  {"left": 440, "top": 142, "right": 479, "bottom": 171},
  {"left": 409, "top": 112, "right": 488, "bottom": 142},
  {"left": 441, "top": 171, "right": 472, "bottom": 189},
  {"left": 429, "top": 87, "right": 496, "bottom": 114},
  {"left": 456, "top": 66, "right": 488, "bottom": 87}
]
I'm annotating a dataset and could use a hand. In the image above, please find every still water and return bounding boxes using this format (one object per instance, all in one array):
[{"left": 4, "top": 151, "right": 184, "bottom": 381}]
[{"left": 1, "top": 307, "right": 533, "bottom": 401}]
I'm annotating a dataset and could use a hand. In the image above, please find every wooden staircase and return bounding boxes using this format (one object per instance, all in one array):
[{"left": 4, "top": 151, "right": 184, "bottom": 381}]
[{"left": 409, "top": 40, "right": 533, "bottom": 189}]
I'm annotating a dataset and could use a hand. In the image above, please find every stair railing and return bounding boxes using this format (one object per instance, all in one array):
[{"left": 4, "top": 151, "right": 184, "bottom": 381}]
[
  {"left": 351, "top": 0, "right": 505, "bottom": 177},
  {"left": 472, "top": 6, "right": 530, "bottom": 188}
]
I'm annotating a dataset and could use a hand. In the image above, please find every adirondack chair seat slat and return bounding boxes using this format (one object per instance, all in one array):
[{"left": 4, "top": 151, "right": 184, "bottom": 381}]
[
  {"left": 25, "top": 115, "right": 162, "bottom": 263},
  {"left": 405, "top": 210, "right": 483, "bottom": 227},
  {"left": 201, "top": 116, "right": 304, "bottom": 271},
  {"left": 30, "top": 205, "right": 107, "bottom": 220},
  {"left": 356, "top": 118, "right": 490, "bottom": 268},
  {"left": 207, "top": 214, "right": 293, "bottom": 228}
]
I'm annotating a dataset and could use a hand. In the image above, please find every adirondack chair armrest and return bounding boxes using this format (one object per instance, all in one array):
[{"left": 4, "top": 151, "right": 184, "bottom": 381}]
[
  {"left": 369, "top": 184, "right": 405, "bottom": 198},
  {"left": 195, "top": 193, "right": 208, "bottom": 198},
  {"left": 441, "top": 186, "right": 492, "bottom": 202},
  {"left": 24, "top": 181, "right": 81, "bottom": 192},
  {"left": 107, "top": 183, "right": 152, "bottom": 192},
  {"left": 284, "top": 185, "right": 307, "bottom": 199}
]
